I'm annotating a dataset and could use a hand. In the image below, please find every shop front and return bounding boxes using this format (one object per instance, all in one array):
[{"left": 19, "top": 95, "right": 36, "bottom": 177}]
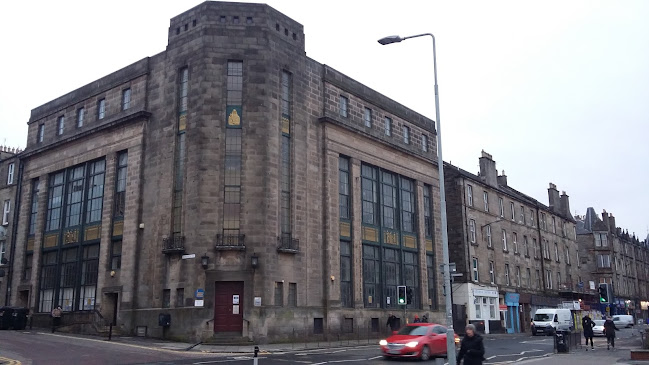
[
  {"left": 453, "top": 283, "right": 500, "bottom": 334},
  {"left": 504, "top": 292, "right": 520, "bottom": 333}
]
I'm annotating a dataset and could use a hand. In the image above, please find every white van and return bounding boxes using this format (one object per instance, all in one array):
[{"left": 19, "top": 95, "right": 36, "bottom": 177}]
[
  {"left": 612, "top": 315, "right": 634, "bottom": 328},
  {"left": 531, "top": 308, "right": 573, "bottom": 336}
]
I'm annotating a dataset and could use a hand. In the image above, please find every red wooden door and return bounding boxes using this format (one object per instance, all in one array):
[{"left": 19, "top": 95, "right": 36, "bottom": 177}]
[{"left": 214, "top": 281, "right": 244, "bottom": 333}]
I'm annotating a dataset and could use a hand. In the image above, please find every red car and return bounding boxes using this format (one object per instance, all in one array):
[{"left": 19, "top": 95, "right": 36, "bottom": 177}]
[{"left": 379, "top": 323, "right": 460, "bottom": 360}]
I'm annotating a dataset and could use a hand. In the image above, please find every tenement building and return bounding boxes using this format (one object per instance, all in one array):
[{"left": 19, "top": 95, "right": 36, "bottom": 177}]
[
  {"left": 7, "top": 2, "right": 446, "bottom": 342},
  {"left": 0, "top": 146, "right": 21, "bottom": 303},
  {"left": 576, "top": 208, "right": 649, "bottom": 320},
  {"left": 445, "top": 151, "right": 580, "bottom": 334}
]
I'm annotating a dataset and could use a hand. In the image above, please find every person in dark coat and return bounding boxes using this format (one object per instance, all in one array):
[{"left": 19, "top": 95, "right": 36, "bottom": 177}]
[
  {"left": 386, "top": 313, "right": 398, "bottom": 332},
  {"left": 457, "top": 324, "right": 485, "bottom": 365},
  {"left": 603, "top": 316, "right": 619, "bottom": 350},
  {"left": 582, "top": 315, "right": 595, "bottom": 350}
]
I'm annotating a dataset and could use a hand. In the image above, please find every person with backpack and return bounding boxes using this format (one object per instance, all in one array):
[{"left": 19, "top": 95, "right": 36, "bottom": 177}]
[{"left": 582, "top": 315, "right": 595, "bottom": 350}]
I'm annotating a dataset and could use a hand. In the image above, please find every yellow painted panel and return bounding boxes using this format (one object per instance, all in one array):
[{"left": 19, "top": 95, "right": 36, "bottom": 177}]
[
  {"left": 339, "top": 222, "right": 351, "bottom": 238},
  {"left": 362, "top": 227, "right": 378, "bottom": 242},
  {"left": 113, "top": 221, "right": 124, "bottom": 237}
]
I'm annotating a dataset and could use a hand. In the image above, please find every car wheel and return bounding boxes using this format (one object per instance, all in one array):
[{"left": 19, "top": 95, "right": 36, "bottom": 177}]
[
  {"left": 383, "top": 355, "right": 392, "bottom": 361},
  {"left": 420, "top": 345, "right": 431, "bottom": 361}
]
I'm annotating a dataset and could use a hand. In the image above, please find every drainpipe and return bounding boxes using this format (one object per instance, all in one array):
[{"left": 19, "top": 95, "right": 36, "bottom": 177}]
[{"left": 5, "top": 158, "right": 24, "bottom": 306}]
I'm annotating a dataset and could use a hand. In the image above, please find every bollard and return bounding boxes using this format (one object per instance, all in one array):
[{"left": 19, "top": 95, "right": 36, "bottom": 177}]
[{"left": 253, "top": 345, "right": 259, "bottom": 365}]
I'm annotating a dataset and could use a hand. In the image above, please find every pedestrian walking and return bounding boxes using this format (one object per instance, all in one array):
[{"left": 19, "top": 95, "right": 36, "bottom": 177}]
[
  {"left": 421, "top": 314, "right": 429, "bottom": 323},
  {"left": 386, "top": 313, "right": 398, "bottom": 332},
  {"left": 51, "top": 306, "right": 62, "bottom": 333},
  {"left": 582, "top": 315, "right": 595, "bottom": 350},
  {"left": 413, "top": 315, "right": 421, "bottom": 323},
  {"left": 603, "top": 316, "right": 619, "bottom": 350},
  {"left": 457, "top": 324, "right": 485, "bottom": 365}
]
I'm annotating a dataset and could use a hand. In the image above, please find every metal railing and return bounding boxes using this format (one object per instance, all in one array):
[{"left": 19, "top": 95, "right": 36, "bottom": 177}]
[
  {"left": 215, "top": 234, "right": 246, "bottom": 250},
  {"left": 162, "top": 235, "right": 185, "bottom": 254},
  {"left": 278, "top": 234, "right": 299, "bottom": 253}
]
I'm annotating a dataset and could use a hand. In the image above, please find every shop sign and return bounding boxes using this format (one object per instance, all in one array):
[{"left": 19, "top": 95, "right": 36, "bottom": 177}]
[{"left": 473, "top": 289, "right": 498, "bottom": 297}]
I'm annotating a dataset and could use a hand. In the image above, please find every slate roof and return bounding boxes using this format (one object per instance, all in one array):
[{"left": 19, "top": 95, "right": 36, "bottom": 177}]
[{"left": 444, "top": 162, "right": 575, "bottom": 222}]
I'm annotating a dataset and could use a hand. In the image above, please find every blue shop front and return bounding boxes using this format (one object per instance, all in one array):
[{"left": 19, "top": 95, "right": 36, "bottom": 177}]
[{"left": 504, "top": 292, "right": 520, "bottom": 333}]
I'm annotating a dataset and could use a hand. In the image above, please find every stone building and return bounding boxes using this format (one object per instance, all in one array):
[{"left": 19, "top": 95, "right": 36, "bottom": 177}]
[
  {"left": 7, "top": 2, "right": 447, "bottom": 342},
  {"left": 576, "top": 208, "right": 648, "bottom": 320},
  {"left": 0, "top": 146, "right": 21, "bottom": 305},
  {"left": 444, "top": 151, "right": 580, "bottom": 334}
]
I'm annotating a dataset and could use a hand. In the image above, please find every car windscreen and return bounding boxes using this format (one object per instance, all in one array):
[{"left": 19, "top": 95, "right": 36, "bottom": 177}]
[
  {"left": 593, "top": 320, "right": 605, "bottom": 326},
  {"left": 534, "top": 313, "right": 551, "bottom": 321},
  {"left": 397, "top": 326, "right": 429, "bottom": 336}
]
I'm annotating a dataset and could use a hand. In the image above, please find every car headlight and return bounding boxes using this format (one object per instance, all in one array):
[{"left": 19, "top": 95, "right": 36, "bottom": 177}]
[
  {"left": 406, "top": 341, "right": 419, "bottom": 348},
  {"left": 455, "top": 337, "right": 460, "bottom": 344},
  {"left": 379, "top": 340, "right": 388, "bottom": 346}
]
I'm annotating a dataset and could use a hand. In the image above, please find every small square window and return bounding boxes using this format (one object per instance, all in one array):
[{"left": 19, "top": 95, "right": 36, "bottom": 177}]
[
  {"left": 384, "top": 117, "right": 392, "bottom": 136},
  {"left": 403, "top": 126, "right": 410, "bottom": 144},
  {"left": 192, "top": 20, "right": 197, "bottom": 27},
  {"left": 37, "top": 124, "right": 45, "bottom": 143},
  {"left": 246, "top": 17, "right": 253, "bottom": 24},
  {"left": 220, "top": 16, "right": 227, "bottom": 23},
  {"left": 57, "top": 116, "right": 65, "bottom": 136},
  {"left": 233, "top": 16, "right": 240, "bottom": 24},
  {"left": 122, "top": 88, "right": 131, "bottom": 111},
  {"left": 276, "top": 23, "right": 280, "bottom": 31},
  {"left": 364, "top": 107, "right": 372, "bottom": 128},
  {"left": 77, "top": 108, "right": 85, "bottom": 128},
  {"left": 339, "top": 95, "right": 348, "bottom": 117},
  {"left": 422, "top": 134, "right": 428, "bottom": 152},
  {"left": 184, "top": 24, "right": 188, "bottom": 31},
  {"left": 175, "top": 28, "right": 180, "bottom": 35},
  {"left": 98, "top": 99, "right": 106, "bottom": 120},
  {"left": 284, "top": 28, "right": 289, "bottom": 36},
  {"left": 292, "top": 33, "right": 297, "bottom": 40}
]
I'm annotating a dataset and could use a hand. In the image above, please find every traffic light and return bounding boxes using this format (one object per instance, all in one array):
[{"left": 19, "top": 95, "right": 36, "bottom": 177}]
[
  {"left": 406, "top": 287, "right": 414, "bottom": 305},
  {"left": 397, "top": 285, "right": 406, "bottom": 305},
  {"left": 599, "top": 283, "right": 609, "bottom": 303}
]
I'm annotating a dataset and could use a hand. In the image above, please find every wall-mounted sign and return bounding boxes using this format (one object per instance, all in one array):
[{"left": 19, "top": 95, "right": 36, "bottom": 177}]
[
  {"left": 254, "top": 297, "right": 261, "bottom": 307},
  {"left": 194, "top": 300, "right": 204, "bottom": 307},
  {"left": 195, "top": 289, "right": 204, "bottom": 299},
  {"left": 182, "top": 254, "right": 196, "bottom": 259},
  {"left": 233, "top": 295, "right": 240, "bottom": 304},
  {"left": 233, "top": 305, "right": 240, "bottom": 314}
]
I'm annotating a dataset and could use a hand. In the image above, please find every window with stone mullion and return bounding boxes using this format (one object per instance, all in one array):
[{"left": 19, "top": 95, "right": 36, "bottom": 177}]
[
  {"left": 340, "top": 240, "right": 353, "bottom": 307},
  {"left": 28, "top": 179, "right": 40, "bottom": 236},
  {"left": 423, "top": 185, "right": 432, "bottom": 237},
  {"left": 381, "top": 171, "right": 398, "bottom": 230},
  {"left": 400, "top": 177, "right": 415, "bottom": 233},
  {"left": 362, "top": 244, "right": 380, "bottom": 308},
  {"left": 361, "top": 165, "right": 378, "bottom": 225},
  {"left": 338, "top": 157, "right": 350, "bottom": 220}
]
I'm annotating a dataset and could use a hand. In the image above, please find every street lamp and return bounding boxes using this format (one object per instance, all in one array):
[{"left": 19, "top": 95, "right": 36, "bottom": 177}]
[{"left": 379, "top": 33, "right": 456, "bottom": 364}]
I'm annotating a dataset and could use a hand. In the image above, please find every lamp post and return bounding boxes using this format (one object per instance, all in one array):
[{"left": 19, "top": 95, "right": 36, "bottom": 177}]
[{"left": 379, "top": 33, "right": 456, "bottom": 364}]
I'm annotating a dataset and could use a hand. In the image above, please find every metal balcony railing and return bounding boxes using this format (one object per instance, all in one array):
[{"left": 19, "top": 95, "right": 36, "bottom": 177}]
[
  {"left": 162, "top": 235, "right": 185, "bottom": 254},
  {"left": 278, "top": 234, "right": 299, "bottom": 253},
  {"left": 215, "top": 234, "right": 246, "bottom": 250}
]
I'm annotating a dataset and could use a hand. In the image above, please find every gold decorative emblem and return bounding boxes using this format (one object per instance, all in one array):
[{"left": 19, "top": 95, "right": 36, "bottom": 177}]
[
  {"left": 178, "top": 114, "right": 187, "bottom": 131},
  {"left": 362, "top": 227, "right": 378, "bottom": 242},
  {"left": 228, "top": 109, "right": 241, "bottom": 126},
  {"left": 281, "top": 116, "right": 290, "bottom": 134},
  {"left": 64, "top": 229, "right": 79, "bottom": 244},
  {"left": 384, "top": 231, "right": 398, "bottom": 245},
  {"left": 340, "top": 222, "right": 351, "bottom": 238}
]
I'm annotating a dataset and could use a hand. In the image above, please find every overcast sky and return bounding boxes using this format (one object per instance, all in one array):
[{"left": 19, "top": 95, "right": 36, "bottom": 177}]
[{"left": 1, "top": 0, "right": 647, "bottom": 238}]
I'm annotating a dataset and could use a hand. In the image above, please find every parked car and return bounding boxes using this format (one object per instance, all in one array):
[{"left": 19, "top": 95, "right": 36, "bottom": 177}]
[
  {"left": 379, "top": 323, "right": 460, "bottom": 360},
  {"left": 591, "top": 320, "right": 606, "bottom": 336},
  {"left": 612, "top": 315, "right": 634, "bottom": 328}
]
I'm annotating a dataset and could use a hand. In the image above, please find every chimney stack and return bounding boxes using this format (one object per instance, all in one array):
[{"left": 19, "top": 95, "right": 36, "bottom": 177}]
[
  {"left": 479, "top": 150, "right": 498, "bottom": 188},
  {"left": 601, "top": 210, "right": 610, "bottom": 232},
  {"left": 497, "top": 170, "right": 508, "bottom": 187},
  {"left": 608, "top": 214, "right": 616, "bottom": 233},
  {"left": 559, "top": 191, "right": 572, "bottom": 219},
  {"left": 548, "top": 183, "right": 560, "bottom": 213}
]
